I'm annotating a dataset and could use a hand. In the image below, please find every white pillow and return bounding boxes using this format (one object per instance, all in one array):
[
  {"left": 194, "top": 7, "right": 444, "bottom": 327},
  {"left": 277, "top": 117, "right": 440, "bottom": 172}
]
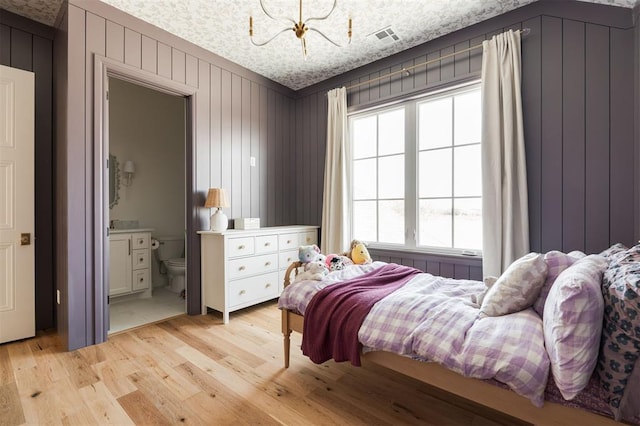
[{"left": 480, "top": 253, "right": 548, "bottom": 317}]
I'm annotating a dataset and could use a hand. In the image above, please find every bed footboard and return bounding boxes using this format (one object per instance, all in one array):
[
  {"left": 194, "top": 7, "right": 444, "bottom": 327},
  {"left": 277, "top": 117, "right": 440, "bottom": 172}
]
[
  {"left": 282, "top": 308, "right": 290, "bottom": 368},
  {"left": 282, "top": 309, "right": 304, "bottom": 368}
]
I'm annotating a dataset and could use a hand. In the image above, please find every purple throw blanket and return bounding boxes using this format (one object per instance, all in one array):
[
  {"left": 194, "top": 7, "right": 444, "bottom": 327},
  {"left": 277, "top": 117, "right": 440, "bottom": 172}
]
[{"left": 301, "top": 263, "right": 420, "bottom": 366}]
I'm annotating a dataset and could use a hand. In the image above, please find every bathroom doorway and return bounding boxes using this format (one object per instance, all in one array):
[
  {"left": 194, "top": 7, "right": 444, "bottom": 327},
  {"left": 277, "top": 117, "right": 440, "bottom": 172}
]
[{"left": 107, "top": 76, "right": 187, "bottom": 333}]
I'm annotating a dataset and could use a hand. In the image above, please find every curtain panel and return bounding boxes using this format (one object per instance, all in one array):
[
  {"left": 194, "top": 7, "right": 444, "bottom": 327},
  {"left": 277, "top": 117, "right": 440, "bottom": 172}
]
[
  {"left": 481, "top": 30, "right": 530, "bottom": 277},
  {"left": 321, "top": 87, "right": 350, "bottom": 254}
]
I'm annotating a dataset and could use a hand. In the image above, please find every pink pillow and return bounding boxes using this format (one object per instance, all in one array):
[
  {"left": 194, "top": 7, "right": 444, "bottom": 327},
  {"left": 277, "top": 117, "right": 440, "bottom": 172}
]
[{"left": 543, "top": 254, "right": 606, "bottom": 400}]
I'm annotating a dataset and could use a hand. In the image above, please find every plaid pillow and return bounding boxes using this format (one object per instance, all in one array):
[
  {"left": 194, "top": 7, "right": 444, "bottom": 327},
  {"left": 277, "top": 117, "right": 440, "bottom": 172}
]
[
  {"left": 543, "top": 254, "right": 607, "bottom": 400},
  {"left": 533, "top": 251, "right": 582, "bottom": 318}
]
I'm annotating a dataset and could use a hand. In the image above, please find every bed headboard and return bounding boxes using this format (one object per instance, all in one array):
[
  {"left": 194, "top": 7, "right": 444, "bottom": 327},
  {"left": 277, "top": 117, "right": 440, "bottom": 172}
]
[{"left": 283, "top": 261, "right": 304, "bottom": 289}]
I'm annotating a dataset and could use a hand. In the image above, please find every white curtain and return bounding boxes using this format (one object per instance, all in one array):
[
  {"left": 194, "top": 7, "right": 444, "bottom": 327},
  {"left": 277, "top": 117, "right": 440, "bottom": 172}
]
[
  {"left": 481, "top": 30, "right": 529, "bottom": 277},
  {"left": 321, "top": 87, "right": 350, "bottom": 254}
]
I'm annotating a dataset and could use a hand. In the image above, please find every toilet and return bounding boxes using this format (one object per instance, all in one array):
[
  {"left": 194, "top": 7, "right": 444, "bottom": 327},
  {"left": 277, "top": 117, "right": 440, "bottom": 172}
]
[{"left": 154, "top": 235, "right": 186, "bottom": 293}]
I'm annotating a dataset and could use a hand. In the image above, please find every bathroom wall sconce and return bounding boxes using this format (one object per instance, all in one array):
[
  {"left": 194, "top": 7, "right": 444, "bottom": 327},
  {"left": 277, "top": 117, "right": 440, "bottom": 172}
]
[
  {"left": 204, "top": 188, "right": 230, "bottom": 232},
  {"left": 123, "top": 160, "right": 135, "bottom": 186}
]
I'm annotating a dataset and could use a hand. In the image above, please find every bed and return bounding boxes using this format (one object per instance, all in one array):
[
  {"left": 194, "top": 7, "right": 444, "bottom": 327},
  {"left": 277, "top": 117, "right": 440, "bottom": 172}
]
[{"left": 278, "top": 246, "right": 640, "bottom": 426}]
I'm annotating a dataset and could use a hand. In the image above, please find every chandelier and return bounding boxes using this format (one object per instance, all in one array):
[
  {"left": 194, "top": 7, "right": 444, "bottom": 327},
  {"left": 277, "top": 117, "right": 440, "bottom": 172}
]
[{"left": 249, "top": 0, "right": 352, "bottom": 59}]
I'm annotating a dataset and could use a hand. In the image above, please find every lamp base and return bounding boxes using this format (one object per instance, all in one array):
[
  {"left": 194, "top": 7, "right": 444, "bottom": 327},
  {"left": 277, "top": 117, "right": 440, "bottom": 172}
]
[{"left": 210, "top": 209, "right": 228, "bottom": 233}]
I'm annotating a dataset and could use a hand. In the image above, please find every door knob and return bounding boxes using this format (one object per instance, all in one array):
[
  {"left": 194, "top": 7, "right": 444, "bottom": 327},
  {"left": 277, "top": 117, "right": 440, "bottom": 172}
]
[{"left": 21, "top": 233, "right": 31, "bottom": 246}]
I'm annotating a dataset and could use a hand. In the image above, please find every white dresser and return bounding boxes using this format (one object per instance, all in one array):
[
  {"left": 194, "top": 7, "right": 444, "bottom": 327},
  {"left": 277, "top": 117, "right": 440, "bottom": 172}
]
[
  {"left": 109, "top": 229, "right": 153, "bottom": 298},
  {"left": 199, "top": 225, "right": 318, "bottom": 323}
]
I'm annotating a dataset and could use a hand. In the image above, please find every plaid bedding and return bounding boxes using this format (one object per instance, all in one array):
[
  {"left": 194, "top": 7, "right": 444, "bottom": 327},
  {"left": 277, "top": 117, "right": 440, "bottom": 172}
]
[{"left": 279, "top": 262, "right": 550, "bottom": 407}]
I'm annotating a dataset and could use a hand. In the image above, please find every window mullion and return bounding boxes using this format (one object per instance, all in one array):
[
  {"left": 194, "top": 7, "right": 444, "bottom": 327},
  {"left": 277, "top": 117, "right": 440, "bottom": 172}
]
[
  {"left": 376, "top": 115, "right": 380, "bottom": 243},
  {"left": 450, "top": 96, "right": 455, "bottom": 249},
  {"left": 405, "top": 102, "right": 417, "bottom": 249}
]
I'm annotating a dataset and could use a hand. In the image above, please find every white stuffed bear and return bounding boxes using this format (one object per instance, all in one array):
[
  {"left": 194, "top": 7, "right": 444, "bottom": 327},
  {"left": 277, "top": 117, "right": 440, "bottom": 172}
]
[{"left": 294, "top": 261, "right": 328, "bottom": 282}]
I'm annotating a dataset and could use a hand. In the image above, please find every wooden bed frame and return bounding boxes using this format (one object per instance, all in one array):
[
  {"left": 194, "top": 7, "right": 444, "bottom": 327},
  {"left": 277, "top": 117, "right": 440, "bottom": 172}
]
[{"left": 280, "top": 262, "right": 620, "bottom": 426}]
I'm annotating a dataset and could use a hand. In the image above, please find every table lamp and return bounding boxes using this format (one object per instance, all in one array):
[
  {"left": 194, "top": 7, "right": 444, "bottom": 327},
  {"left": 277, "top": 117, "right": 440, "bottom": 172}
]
[{"left": 204, "top": 188, "right": 229, "bottom": 232}]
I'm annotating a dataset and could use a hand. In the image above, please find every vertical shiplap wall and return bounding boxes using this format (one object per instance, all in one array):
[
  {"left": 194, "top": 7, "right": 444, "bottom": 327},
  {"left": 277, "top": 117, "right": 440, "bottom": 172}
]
[
  {"left": 293, "top": 2, "right": 636, "bottom": 279},
  {"left": 0, "top": 10, "right": 55, "bottom": 331},
  {"left": 295, "top": 92, "right": 327, "bottom": 227},
  {"left": 531, "top": 16, "right": 634, "bottom": 254},
  {"left": 62, "top": 0, "right": 297, "bottom": 349}
]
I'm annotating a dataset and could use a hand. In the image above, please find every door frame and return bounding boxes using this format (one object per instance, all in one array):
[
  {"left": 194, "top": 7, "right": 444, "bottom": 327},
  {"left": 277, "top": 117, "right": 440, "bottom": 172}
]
[{"left": 93, "top": 55, "right": 197, "bottom": 342}]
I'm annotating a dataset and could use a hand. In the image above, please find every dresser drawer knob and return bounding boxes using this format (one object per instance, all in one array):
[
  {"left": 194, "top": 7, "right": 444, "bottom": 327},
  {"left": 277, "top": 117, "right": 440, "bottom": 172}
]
[
  {"left": 306, "top": 237, "right": 311, "bottom": 243},
  {"left": 238, "top": 266, "right": 246, "bottom": 271},
  {"left": 287, "top": 240, "right": 291, "bottom": 244},
  {"left": 139, "top": 277, "right": 144, "bottom": 282},
  {"left": 265, "top": 283, "right": 271, "bottom": 288},
  {"left": 264, "top": 242, "right": 271, "bottom": 246},
  {"left": 139, "top": 257, "right": 144, "bottom": 263},
  {"left": 265, "top": 261, "right": 271, "bottom": 266},
  {"left": 238, "top": 244, "right": 245, "bottom": 250},
  {"left": 239, "top": 290, "right": 246, "bottom": 295}
]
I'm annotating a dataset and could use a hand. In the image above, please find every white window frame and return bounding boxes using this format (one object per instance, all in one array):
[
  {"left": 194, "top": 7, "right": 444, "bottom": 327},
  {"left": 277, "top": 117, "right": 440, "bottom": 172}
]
[{"left": 348, "top": 80, "right": 482, "bottom": 257}]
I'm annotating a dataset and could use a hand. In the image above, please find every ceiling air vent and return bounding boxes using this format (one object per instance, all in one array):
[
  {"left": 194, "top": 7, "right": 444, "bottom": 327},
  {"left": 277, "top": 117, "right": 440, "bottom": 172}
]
[{"left": 370, "top": 27, "right": 400, "bottom": 45}]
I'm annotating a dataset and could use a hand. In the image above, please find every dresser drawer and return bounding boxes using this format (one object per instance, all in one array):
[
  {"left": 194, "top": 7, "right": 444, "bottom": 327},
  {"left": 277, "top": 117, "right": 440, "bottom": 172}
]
[
  {"left": 228, "top": 253, "right": 278, "bottom": 280},
  {"left": 255, "top": 235, "right": 278, "bottom": 254},
  {"left": 299, "top": 231, "right": 317, "bottom": 246},
  {"left": 228, "top": 272, "right": 279, "bottom": 308},
  {"left": 278, "top": 233, "right": 299, "bottom": 251},
  {"left": 131, "top": 233, "right": 149, "bottom": 249},
  {"left": 279, "top": 249, "right": 298, "bottom": 269},
  {"left": 132, "top": 268, "right": 150, "bottom": 291},
  {"left": 228, "top": 237, "right": 255, "bottom": 257},
  {"left": 132, "top": 249, "right": 149, "bottom": 270}
]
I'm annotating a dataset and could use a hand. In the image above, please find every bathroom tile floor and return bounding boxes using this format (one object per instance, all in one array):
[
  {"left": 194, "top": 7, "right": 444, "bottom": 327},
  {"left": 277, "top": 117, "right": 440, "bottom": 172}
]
[{"left": 109, "top": 287, "right": 186, "bottom": 334}]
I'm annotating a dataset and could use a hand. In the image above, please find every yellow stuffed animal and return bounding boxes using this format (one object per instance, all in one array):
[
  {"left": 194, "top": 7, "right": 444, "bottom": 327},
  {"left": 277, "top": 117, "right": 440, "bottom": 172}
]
[{"left": 351, "top": 243, "right": 371, "bottom": 264}]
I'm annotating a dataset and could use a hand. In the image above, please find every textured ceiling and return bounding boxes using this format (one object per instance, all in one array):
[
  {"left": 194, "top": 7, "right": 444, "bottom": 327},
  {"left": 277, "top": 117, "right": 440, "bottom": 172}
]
[{"left": 1, "top": 0, "right": 638, "bottom": 90}]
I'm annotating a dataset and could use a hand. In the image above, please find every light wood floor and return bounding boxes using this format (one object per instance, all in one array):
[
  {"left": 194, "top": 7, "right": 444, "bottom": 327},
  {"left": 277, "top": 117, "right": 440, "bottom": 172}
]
[{"left": 0, "top": 301, "right": 528, "bottom": 425}]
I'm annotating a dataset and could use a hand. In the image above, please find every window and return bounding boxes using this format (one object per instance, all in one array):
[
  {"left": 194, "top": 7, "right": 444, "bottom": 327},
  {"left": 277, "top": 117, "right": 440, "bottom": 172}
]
[{"left": 349, "top": 82, "right": 482, "bottom": 254}]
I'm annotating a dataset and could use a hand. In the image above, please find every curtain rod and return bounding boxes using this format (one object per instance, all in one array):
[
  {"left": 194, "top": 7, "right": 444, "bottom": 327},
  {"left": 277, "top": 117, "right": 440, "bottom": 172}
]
[{"left": 345, "top": 28, "right": 530, "bottom": 91}]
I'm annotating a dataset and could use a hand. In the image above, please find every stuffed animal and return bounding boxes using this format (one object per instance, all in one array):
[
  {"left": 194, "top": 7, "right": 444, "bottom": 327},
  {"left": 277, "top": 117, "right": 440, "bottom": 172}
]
[
  {"left": 298, "top": 244, "right": 321, "bottom": 264},
  {"left": 315, "top": 253, "right": 327, "bottom": 266},
  {"left": 341, "top": 239, "right": 366, "bottom": 261},
  {"left": 294, "top": 261, "right": 328, "bottom": 282},
  {"left": 351, "top": 243, "right": 372, "bottom": 265},
  {"left": 304, "top": 257, "right": 326, "bottom": 272},
  {"left": 325, "top": 254, "right": 354, "bottom": 271}
]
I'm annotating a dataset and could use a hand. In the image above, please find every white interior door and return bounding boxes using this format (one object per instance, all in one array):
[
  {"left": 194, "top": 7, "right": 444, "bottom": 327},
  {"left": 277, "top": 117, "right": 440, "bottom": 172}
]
[{"left": 0, "top": 65, "right": 35, "bottom": 344}]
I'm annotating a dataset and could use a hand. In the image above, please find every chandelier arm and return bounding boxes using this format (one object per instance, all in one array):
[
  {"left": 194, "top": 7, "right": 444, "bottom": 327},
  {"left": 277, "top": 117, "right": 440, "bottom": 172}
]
[
  {"left": 303, "top": 0, "right": 338, "bottom": 23},
  {"left": 259, "top": 0, "right": 296, "bottom": 25},
  {"left": 307, "top": 27, "right": 344, "bottom": 47},
  {"left": 250, "top": 27, "right": 294, "bottom": 47}
]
